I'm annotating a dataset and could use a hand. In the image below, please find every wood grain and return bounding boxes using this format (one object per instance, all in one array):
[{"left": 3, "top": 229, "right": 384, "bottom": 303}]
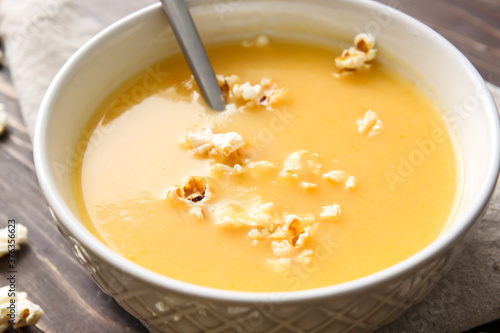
[
  {"left": 0, "top": 67, "right": 148, "bottom": 332},
  {"left": 0, "top": 0, "right": 499, "bottom": 332}
]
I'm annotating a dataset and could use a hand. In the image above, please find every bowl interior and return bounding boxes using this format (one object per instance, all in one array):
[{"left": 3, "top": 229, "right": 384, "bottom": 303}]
[{"left": 35, "top": 0, "right": 499, "bottom": 300}]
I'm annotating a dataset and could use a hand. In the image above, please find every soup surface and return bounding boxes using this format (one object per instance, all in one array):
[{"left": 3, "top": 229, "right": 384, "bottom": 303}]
[{"left": 74, "top": 38, "right": 459, "bottom": 292}]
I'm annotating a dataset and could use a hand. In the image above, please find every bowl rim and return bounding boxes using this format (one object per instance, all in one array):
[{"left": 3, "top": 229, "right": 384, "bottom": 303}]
[{"left": 33, "top": 0, "right": 500, "bottom": 304}]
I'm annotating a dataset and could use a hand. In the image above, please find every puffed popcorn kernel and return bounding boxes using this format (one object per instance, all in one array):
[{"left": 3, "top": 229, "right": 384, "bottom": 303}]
[
  {"left": 259, "top": 78, "right": 288, "bottom": 107},
  {"left": 258, "top": 202, "right": 276, "bottom": 212},
  {"left": 268, "top": 249, "right": 314, "bottom": 272},
  {"left": 355, "top": 33, "right": 377, "bottom": 60},
  {"left": 186, "top": 127, "right": 244, "bottom": 157},
  {"left": 212, "top": 132, "right": 245, "bottom": 156},
  {"left": 332, "top": 70, "right": 355, "bottom": 79},
  {"left": 217, "top": 74, "right": 241, "bottom": 100},
  {"left": 301, "top": 182, "right": 317, "bottom": 190},
  {"left": 323, "top": 170, "right": 347, "bottom": 183},
  {"left": 357, "top": 110, "right": 384, "bottom": 137},
  {"left": 296, "top": 249, "right": 314, "bottom": 265},
  {"left": 0, "top": 224, "right": 28, "bottom": 257},
  {"left": 218, "top": 75, "right": 287, "bottom": 108},
  {"left": 0, "top": 286, "right": 44, "bottom": 332},
  {"left": 170, "top": 176, "right": 209, "bottom": 203},
  {"left": 253, "top": 206, "right": 279, "bottom": 231},
  {"left": 166, "top": 176, "right": 211, "bottom": 219},
  {"left": 320, "top": 204, "right": 342, "bottom": 221},
  {"left": 335, "top": 33, "right": 377, "bottom": 71},
  {"left": 355, "top": 33, "right": 376, "bottom": 51},
  {"left": 280, "top": 150, "right": 321, "bottom": 179},
  {"left": 189, "top": 206, "right": 205, "bottom": 220},
  {"left": 210, "top": 163, "right": 234, "bottom": 178},
  {"left": 274, "top": 214, "right": 316, "bottom": 249},
  {"left": 293, "top": 227, "right": 311, "bottom": 249},
  {"left": 266, "top": 257, "right": 291, "bottom": 273},
  {"left": 271, "top": 239, "right": 294, "bottom": 257},
  {"left": 335, "top": 47, "right": 367, "bottom": 69},
  {"left": 345, "top": 176, "right": 357, "bottom": 189},
  {"left": 248, "top": 228, "right": 270, "bottom": 240},
  {"left": 213, "top": 204, "right": 257, "bottom": 228},
  {"left": 245, "top": 161, "right": 276, "bottom": 177},
  {"left": 0, "top": 104, "right": 7, "bottom": 136},
  {"left": 233, "top": 82, "right": 262, "bottom": 101}
]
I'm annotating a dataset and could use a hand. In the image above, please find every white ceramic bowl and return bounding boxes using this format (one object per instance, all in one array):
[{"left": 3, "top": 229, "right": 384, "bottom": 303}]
[{"left": 33, "top": 1, "right": 500, "bottom": 332}]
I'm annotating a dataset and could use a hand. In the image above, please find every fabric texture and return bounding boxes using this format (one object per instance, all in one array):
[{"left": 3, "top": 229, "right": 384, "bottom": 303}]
[{"left": 0, "top": 1, "right": 498, "bottom": 332}]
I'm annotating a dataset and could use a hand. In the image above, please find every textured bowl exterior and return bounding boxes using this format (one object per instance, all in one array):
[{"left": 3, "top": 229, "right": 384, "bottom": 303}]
[
  {"left": 51, "top": 207, "right": 484, "bottom": 333},
  {"left": 34, "top": 1, "right": 500, "bottom": 333}
]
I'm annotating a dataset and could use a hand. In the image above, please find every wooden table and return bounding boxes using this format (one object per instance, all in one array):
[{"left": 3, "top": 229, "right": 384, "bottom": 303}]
[{"left": 0, "top": 0, "right": 498, "bottom": 332}]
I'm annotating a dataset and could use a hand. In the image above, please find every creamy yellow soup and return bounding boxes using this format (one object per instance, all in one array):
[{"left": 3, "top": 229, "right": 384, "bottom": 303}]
[{"left": 73, "top": 39, "right": 459, "bottom": 292}]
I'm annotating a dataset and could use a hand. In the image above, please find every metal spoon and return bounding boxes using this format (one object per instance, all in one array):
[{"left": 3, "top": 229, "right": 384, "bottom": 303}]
[{"left": 160, "top": 0, "right": 225, "bottom": 111}]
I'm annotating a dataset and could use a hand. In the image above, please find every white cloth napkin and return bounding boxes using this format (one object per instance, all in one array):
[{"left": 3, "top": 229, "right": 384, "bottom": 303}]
[{"left": 0, "top": 0, "right": 499, "bottom": 332}]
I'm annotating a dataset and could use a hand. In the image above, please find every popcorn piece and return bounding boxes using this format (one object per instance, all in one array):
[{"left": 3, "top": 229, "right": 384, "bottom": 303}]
[
  {"left": 272, "top": 215, "right": 316, "bottom": 249},
  {"left": 233, "top": 82, "right": 262, "bottom": 102},
  {"left": 357, "top": 110, "right": 384, "bottom": 137},
  {"left": 271, "top": 240, "right": 293, "bottom": 257},
  {"left": 267, "top": 257, "right": 291, "bottom": 273},
  {"left": 355, "top": 33, "right": 377, "bottom": 60},
  {"left": 217, "top": 75, "right": 287, "bottom": 109},
  {"left": 280, "top": 150, "right": 321, "bottom": 180},
  {"left": 212, "top": 132, "right": 245, "bottom": 156},
  {"left": 296, "top": 249, "right": 314, "bottom": 265},
  {"left": 335, "top": 33, "right": 377, "bottom": 71},
  {"left": 259, "top": 78, "right": 288, "bottom": 107},
  {"left": 175, "top": 176, "right": 208, "bottom": 203},
  {"left": 332, "top": 70, "right": 354, "bottom": 79},
  {"left": 233, "top": 164, "right": 243, "bottom": 174},
  {"left": 0, "top": 286, "right": 44, "bottom": 331},
  {"left": 210, "top": 163, "right": 234, "bottom": 178},
  {"left": 242, "top": 34, "right": 270, "bottom": 48},
  {"left": 335, "top": 47, "right": 367, "bottom": 69},
  {"left": 323, "top": 171, "right": 346, "bottom": 183},
  {"left": 0, "top": 104, "right": 7, "bottom": 136},
  {"left": 189, "top": 206, "right": 205, "bottom": 220},
  {"left": 166, "top": 176, "right": 211, "bottom": 219},
  {"left": 301, "top": 182, "right": 317, "bottom": 190},
  {"left": 186, "top": 127, "right": 215, "bottom": 155},
  {"left": 280, "top": 150, "right": 307, "bottom": 179},
  {"left": 345, "top": 176, "right": 357, "bottom": 189},
  {"left": 320, "top": 204, "right": 342, "bottom": 221},
  {"left": 248, "top": 228, "right": 270, "bottom": 241},
  {"left": 294, "top": 227, "right": 311, "bottom": 249},
  {"left": 217, "top": 74, "right": 241, "bottom": 100},
  {"left": 245, "top": 160, "right": 276, "bottom": 177},
  {"left": 211, "top": 161, "right": 274, "bottom": 179},
  {"left": 267, "top": 249, "right": 313, "bottom": 272},
  {"left": 0, "top": 224, "right": 28, "bottom": 257},
  {"left": 213, "top": 204, "right": 256, "bottom": 228},
  {"left": 252, "top": 203, "right": 280, "bottom": 231},
  {"left": 284, "top": 215, "right": 308, "bottom": 247},
  {"left": 258, "top": 202, "right": 275, "bottom": 212},
  {"left": 186, "top": 127, "right": 245, "bottom": 157}
]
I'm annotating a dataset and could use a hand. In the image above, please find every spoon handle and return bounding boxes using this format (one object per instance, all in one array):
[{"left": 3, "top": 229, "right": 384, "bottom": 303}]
[{"left": 160, "top": 0, "right": 225, "bottom": 111}]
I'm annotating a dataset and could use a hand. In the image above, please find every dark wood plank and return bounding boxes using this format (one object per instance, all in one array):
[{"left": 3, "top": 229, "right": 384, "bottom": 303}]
[
  {"left": 0, "top": 66, "right": 148, "bottom": 332},
  {"left": 377, "top": 0, "right": 500, "bottom": 85},
  {"left": 0, "top": 0, "right": 499, "bottom": 332}
]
